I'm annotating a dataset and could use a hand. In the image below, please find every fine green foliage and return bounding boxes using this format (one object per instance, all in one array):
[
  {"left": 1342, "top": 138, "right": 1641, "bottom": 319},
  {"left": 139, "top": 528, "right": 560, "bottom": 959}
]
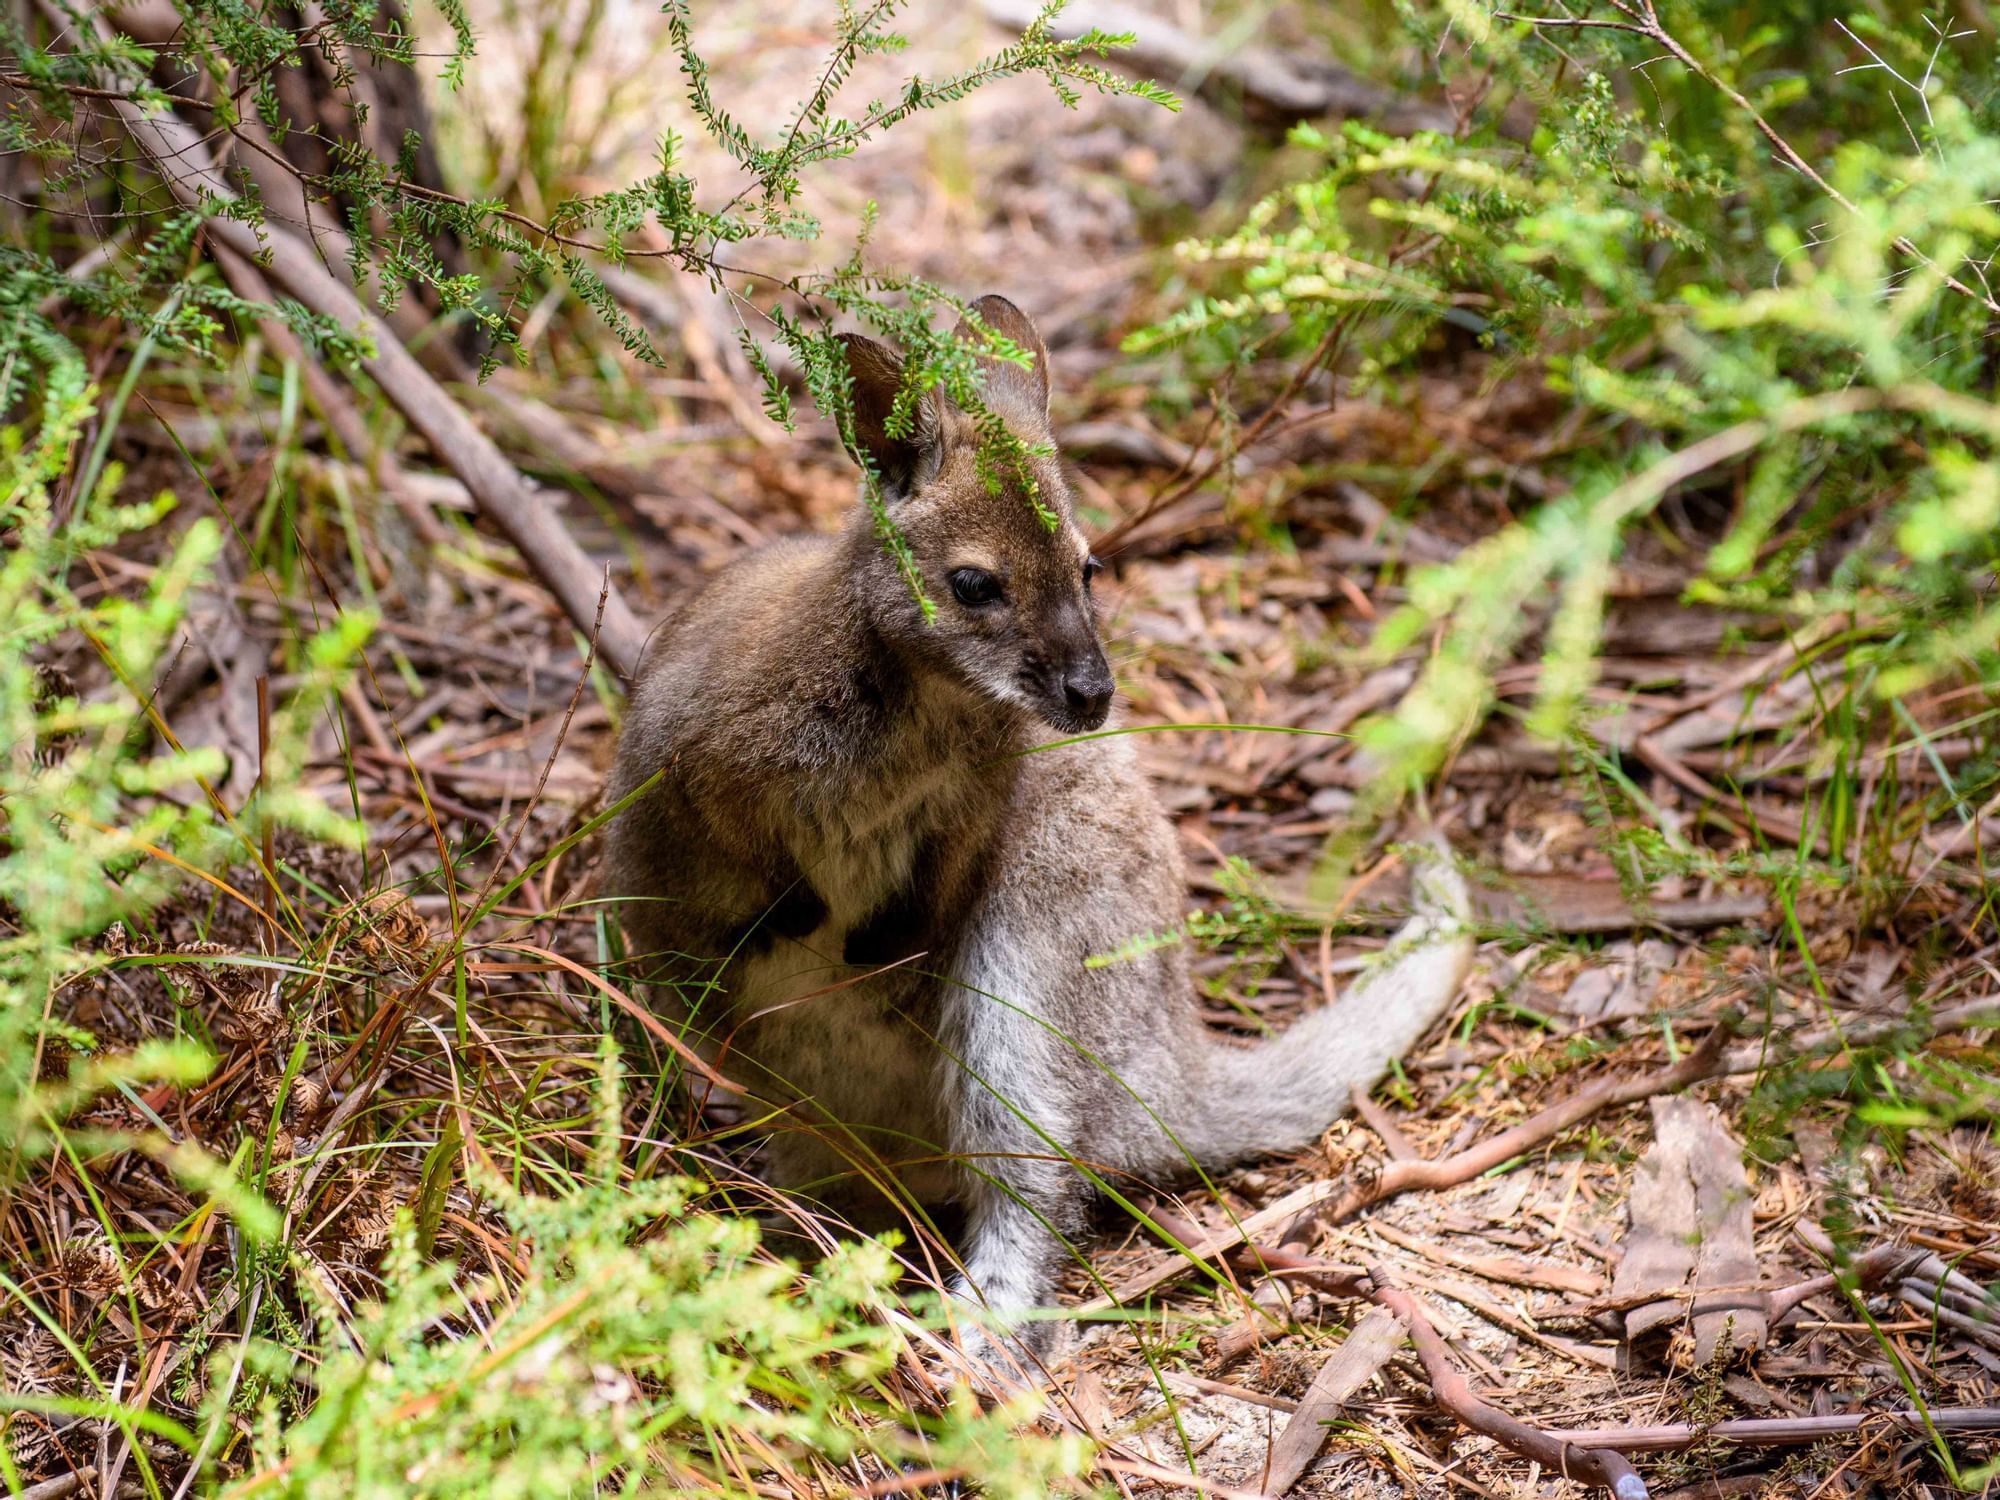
[
  {"left": 0, "top": 372, "right": 356, "bottom": 1203},
  {"left": 5, "top": 0, "right": 1170, "bottom": 387},
  {"left": 237, "top": 1052, "right": 1087, "bottom": 1499},
  {"left": 1137, "top": 1, "right": 2000, "bottom": 832}
]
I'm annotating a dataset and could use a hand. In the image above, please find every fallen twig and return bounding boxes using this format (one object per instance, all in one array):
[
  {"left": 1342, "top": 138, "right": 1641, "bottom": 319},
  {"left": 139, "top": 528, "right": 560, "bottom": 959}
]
[
  {"left": 16, "top": 1466, "right": 97, "bottom": 1500},
  {"left": 1078, "top": 1182, "right": 1363, "bottom": 1314},
  {"left": 1317, "top": 1021, "right": 1736, "bottom": 1226},
  {"left": 1542, "top": 1242, "right": 1923, "bottom": 1323},
  {"left": 1718, "top": 994, "right": 2000, "bottom": 1076},
  {"left": 1545, "top": 1409, "right": 2000, "bottom": 1452},
  {"left": 1102, "top": 996, "right": 2000, "bottom": 1318},
  {"left": 1349, "top": 1085, "right": 1419, "bottom": 1162},
  {"left": 1365, "top": 1265, "right": 1651, "bottom": 1499},
  {"left": 1209, "top": 1202, "right": 1325, "bottom": 1367}
]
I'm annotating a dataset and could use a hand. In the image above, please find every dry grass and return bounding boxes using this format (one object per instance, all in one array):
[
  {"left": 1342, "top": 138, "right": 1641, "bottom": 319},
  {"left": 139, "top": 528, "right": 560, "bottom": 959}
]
[{"left": 7, "top": 0, "right": 1998, "bottom": 1495}]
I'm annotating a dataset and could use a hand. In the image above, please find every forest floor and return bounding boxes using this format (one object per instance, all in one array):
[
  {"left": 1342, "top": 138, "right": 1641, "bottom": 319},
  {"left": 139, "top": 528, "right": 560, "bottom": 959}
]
[{"left": 16, "top": 1, "right": 2000, "bottom": 1496}]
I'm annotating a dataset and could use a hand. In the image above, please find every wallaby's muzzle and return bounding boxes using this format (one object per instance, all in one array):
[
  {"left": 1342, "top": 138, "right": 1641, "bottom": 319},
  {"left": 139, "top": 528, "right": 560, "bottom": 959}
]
[{"left": 1036, "top": 644, "right": 1114, "bottom": 734}]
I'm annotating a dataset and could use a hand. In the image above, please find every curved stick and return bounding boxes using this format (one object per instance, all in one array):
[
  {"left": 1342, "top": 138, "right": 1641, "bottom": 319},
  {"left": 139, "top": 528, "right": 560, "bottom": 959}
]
[{"left": 1366, "top": 1266, "right": 1650, "bottom": 1500}]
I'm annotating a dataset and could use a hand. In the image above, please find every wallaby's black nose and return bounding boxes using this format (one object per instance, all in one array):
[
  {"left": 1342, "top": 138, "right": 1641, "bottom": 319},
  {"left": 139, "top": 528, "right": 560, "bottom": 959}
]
[{"left": 1062, "top": 667, "right": 1115, "bottom": 727}]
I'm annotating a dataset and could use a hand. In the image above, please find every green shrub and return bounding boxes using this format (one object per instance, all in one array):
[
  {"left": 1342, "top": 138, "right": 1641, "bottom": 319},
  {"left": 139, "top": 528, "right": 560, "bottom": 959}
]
[{"left": 1137, "top": 2, "right": 2000, "bottom": 828}]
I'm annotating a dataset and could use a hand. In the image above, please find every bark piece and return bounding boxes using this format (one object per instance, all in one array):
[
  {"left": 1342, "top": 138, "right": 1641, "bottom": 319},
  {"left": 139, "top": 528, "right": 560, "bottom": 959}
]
[
  {"left": 1259, "top": 1308, "right": 1403, "bottom": 1496},
  {"left": 1615, "top": 1096, "right": 1768, "bottom": 1362}
]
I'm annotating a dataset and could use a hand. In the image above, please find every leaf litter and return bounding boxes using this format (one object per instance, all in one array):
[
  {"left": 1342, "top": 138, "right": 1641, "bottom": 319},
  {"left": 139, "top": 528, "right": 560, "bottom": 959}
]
[{"left": 8, "top": 3, "right": 1998, "bottom": 1494}]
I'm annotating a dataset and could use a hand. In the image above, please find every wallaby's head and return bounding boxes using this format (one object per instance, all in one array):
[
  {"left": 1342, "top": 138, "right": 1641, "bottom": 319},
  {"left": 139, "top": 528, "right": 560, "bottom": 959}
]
[{"left": 837, "top": 295, "right": 1114, "bottom": 735}]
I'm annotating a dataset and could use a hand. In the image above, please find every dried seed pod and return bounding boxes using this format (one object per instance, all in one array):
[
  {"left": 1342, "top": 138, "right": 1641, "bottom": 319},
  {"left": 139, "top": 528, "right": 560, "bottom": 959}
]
[
  {"left": 164, "top": 941, "right": 284, "bottom": 1042},
  {"left": 331, "top": 888, "right": 434, "bottom": 975}
]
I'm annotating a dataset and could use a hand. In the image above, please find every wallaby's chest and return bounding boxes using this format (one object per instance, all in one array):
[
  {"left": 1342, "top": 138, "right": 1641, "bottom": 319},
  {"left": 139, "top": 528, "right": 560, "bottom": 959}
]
[
  {"left": 775, "top": 719, "right": 1006, "bottom": 939},
  {"left": 711, "top": 747, "right": 1005, "bottom": 1103}
]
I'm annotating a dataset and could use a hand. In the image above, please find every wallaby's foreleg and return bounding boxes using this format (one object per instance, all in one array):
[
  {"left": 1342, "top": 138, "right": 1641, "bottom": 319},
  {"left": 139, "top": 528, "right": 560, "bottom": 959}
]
[{"left": 949, "top": 1171, "right": 1084, "bottom": 1355}]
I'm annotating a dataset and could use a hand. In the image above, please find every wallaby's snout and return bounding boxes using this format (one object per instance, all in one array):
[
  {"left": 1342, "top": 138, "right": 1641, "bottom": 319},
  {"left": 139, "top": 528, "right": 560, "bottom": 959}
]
[
  {"left": 1013, "top": 563, "right": 1115, "bottom": 734},
  {"left": 1049, "top": 638, "right": 1114, "bottom": 733}
]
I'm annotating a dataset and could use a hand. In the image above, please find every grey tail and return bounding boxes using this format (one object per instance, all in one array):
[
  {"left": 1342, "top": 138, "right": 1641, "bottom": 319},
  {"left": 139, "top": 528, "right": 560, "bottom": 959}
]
[{"left": 1175, "top": 830, "right": 1473, "bottom": 1171}]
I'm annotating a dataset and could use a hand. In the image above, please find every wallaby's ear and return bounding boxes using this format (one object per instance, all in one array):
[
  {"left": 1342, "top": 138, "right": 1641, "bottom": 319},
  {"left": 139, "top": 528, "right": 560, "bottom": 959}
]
[
  {"left": 953, "top": 294, "right": 1050, "bottom": 435},
  {"left": 836, "top": 332, "right": 946, "bottom": 501}
]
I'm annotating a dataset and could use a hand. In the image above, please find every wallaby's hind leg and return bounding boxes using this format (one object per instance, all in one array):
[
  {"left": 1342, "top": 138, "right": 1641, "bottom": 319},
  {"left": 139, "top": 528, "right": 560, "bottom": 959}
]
[{"left": 935, "top": 945, "right": 1096, "bottom": 1349}]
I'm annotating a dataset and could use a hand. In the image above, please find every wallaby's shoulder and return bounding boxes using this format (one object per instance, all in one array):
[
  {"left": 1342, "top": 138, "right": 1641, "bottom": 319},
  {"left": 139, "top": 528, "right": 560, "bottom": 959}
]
[
  {"left": 635, "top": 532, "right": 837, "bottom": 684},
  {"left": 621, "top": 529, "right": 898, "bottom": 786},
  {"left": 997, "top": 733, "right": 1184, "bottom": 911}
]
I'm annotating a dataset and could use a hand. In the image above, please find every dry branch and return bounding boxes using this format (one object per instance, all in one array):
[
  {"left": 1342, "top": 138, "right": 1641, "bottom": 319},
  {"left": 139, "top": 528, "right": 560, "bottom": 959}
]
[
  {"left": 1172, "top": 1351, "right": 2000, "bottom": 1455},
  {"left": 1150, "top": 1209, "right": 1995, "bottom": 1495},
  {"left": 1210, "top": 1202, "right": 1326, "bottom": 1367},
  {"left": 1717, "top": 993, "right": 2000, "bottom": 1075},
  {"left": 101, "top": 95, "right": 648, "bottom": 677},
  {"left": 16, "top": 1468, "right": 97, "bottom": 1500},
  {"left": 1137, "top": 1215, "right": 1623, "bottom": 1492},
  {"left": 1366, "top": 1265, "right": 1651, "bottom": 1500},
  {"left": 1318, "top": 1020, "right": 1737, "bottom": 1224},
  {"left": 1078, "top": 1181, "right": 1361, "bottom": 1313},
  {"left": 1547, "top": 1409, "right": 2000, "bottom": 1452},
  {"left": 209, "top": 242, "right": 451, "bottom": 550},
  {"left": 1547, "top": 1242, "right": 1922, "bottom": 1324}
]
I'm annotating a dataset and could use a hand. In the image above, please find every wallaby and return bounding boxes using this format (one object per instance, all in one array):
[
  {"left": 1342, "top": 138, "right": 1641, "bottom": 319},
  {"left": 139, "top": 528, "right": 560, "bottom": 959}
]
[{"left": 603, "top": 295, "right": 1472, "bottom": 1354}]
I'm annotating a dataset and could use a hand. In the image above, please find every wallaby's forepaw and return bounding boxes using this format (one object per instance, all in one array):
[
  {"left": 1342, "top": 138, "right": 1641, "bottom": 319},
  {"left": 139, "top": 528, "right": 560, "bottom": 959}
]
[{"left": 927, "top": 1278, "right": 1064, "bottom": 1399}]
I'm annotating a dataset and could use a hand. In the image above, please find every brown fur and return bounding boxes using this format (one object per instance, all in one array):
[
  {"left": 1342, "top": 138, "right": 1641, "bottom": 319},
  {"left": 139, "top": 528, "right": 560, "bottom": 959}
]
[{"left": 602, "top": 296, "right": 1472, "bottom": 1356}]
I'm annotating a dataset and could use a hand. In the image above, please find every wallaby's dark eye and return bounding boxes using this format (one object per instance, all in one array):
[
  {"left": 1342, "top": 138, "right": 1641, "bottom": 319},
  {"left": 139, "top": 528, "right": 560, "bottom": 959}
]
[
  {"left": 1083, "top": 555, "right": 1104, "bottom": 587},
  {"left": 950, "top": 568, "right": 1004, "bottom": 607}
]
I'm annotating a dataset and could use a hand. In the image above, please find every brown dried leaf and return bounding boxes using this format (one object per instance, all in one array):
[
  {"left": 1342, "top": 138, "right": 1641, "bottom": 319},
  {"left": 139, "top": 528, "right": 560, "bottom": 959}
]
[
  {"left": 0, "top": 1321, "right": 70, "bottom": 1396},
  {"left": 57, "top": 1233, "right": 122, "bottom": 1296},
  {"left": 1613, "top": 1095, "right": 1768, "bottom": 1364},
  {"left": 163, "top": 941, "right": 283, "bottom": 1041}
]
